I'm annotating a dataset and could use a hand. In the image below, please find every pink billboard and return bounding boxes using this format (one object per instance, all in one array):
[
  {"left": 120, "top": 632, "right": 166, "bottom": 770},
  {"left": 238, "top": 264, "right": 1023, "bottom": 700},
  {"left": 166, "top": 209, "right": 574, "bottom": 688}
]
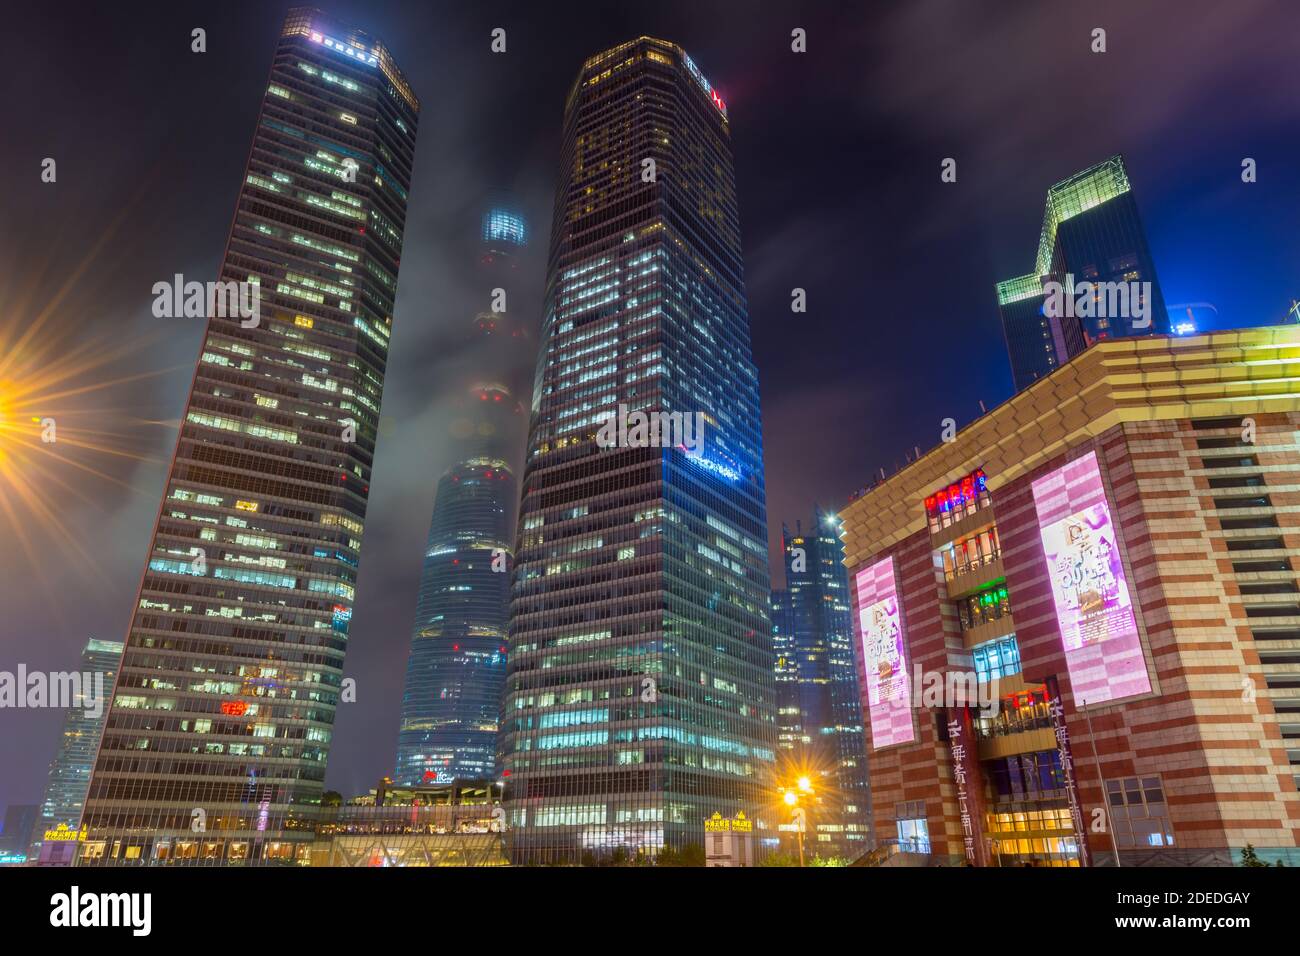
[
  {"left": 854, "top": 556, "right": 915, "bottom": 749},
  {"left": 1031, "top": 450, "right": 1152, "bottom": 705}
]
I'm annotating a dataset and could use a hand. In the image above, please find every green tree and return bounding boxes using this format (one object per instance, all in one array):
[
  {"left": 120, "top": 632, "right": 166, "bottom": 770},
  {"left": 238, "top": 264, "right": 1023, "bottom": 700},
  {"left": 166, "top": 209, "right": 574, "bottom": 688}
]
[
  {"left": 679, "top": 842, "right": 706, "bottom": 867},
  {"left": 1240, "top": 843, "right": 1267, "bottom": 867}
]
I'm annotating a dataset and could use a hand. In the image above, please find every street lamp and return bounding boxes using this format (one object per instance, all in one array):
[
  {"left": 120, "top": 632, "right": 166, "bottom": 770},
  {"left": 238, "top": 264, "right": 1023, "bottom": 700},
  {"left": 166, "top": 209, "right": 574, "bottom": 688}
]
[{"left": 782, "top": 782, "right": 811, "bottom": 867}]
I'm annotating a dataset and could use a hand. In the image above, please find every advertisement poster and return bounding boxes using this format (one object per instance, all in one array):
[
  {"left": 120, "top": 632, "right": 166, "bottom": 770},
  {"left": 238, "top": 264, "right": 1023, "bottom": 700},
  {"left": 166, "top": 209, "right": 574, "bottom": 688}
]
[
  {"left": 854, "top": 557, "right": 915, "bottom": 749},
  {"left": 1031, "top": 451, "right": 1152, "bottom": 705}
]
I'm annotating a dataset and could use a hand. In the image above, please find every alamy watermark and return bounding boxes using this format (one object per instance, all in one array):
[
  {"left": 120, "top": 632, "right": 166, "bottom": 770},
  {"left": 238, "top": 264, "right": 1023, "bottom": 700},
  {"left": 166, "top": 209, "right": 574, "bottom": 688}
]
[
  {"left": 152, "top": 274, "right": 260, "bottom": 328},
  {"left": 595, "top": 403, "right": 705, "bottom": 456},
  {"left": 910, "top": 665, "right": 1000, "bottom": 717},
  {"left": 1043, "top": 273, "right": 1152, "bottom": 329},
  {"left": 0, "top": 666, "right": 106, "bottom": 718}
]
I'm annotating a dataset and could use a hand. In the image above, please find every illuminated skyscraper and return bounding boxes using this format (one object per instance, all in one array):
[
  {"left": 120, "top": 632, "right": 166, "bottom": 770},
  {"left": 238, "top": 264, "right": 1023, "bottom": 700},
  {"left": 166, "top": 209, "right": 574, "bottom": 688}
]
[
  {"left": 30, "top": 638, "right": 122, "bottom": 865},
  {"left": 79, "top": 7, "right": 419, "bottom": 865},
  {"left": 394, "top": 202, "right": 528, "bottom": 784},
  {"left": 996, "top": 155, "right": 1169, "bottom": 392},
  {"left": 502, "top": 37, "right": 776, "bottom": 863},
  {"left": 773, "top": 509, "right": 872, "bottom": 858}
]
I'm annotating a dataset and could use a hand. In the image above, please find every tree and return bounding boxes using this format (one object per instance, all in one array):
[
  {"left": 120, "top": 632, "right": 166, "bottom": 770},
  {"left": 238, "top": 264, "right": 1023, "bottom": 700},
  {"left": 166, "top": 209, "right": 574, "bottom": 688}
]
[
  {"left": 679, "top": 842, "right": 705, "bottom": 867},
  {"left": 1240, "top": 843, "right": 1267, "bottom": 867},
  {"left": 321, "top": 790, "right": 343, "bottom": 808}
]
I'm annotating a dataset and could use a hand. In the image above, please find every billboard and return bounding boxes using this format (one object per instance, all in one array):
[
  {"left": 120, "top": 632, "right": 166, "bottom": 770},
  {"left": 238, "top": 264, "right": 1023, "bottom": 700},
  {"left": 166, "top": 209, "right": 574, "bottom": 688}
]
[
  {"left": 854, "top": 556, "right": 915, "bottom": 749},
  {"left": 1031, "top": 451, "right": 1151, "bottom": 705}
]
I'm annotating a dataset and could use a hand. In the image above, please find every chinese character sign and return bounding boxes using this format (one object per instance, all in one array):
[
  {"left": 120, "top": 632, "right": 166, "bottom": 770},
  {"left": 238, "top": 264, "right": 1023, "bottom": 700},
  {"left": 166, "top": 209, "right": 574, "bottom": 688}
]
[
  {"left": 854, "top": 556, "right": 915, "bottom": 749},
  {"left": 1032, "top": 451, "right": 1152, "bottom": 705}
]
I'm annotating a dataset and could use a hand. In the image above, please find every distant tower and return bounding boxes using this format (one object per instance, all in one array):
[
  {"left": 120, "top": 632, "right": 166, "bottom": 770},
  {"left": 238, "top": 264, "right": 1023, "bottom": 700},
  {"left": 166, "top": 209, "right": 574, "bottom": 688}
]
[
  {"left": 393, "top": 197, "right": 529, "bottom": 784},
  {"left": 31, "top": 639, "right": 122, "bottom": 865},
  {"left": 775, "top": 508, "right": 873, "bottom": 858},
  {"left": 996, "top": 155, "right": 1169, "bottom": 392}
]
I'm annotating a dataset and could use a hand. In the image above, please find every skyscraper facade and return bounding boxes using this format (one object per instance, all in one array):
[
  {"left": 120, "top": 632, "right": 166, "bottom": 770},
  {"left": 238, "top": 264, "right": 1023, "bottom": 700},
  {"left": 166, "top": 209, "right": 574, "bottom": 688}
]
[
  {"left": 774, "top": 509, "right": 872, "bottom": 858},
  {"left": 770, "top": 587, "right": 801, "bottom": 751},
  {"left": 30, "top": 638, "right": 122, "bottom": 865},
  {"left": 394, "top": 207, "right": 528, "bottom": 784},
  {"left": 78, "top": 7, "right": 419, "bottom": 866},
  {"left": 997, "top": 155, "right": 1169, "bottom": 392},
  {"left": 501, "top": 37, "right": 776, "bottom": 862}
]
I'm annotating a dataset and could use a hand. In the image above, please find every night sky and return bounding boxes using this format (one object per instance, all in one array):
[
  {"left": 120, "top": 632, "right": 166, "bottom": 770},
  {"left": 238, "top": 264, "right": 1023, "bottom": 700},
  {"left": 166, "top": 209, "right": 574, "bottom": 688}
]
[{"left": 2, "top": 0, "right": 1297, "bottom": 811}]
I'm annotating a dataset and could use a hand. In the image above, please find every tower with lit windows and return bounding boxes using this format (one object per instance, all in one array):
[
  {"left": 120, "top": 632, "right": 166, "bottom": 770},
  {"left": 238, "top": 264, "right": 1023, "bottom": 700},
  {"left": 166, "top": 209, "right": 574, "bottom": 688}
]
[
  {"left": 996, "top": 155, "right": 1169, "bottom": 392},
  {"left": 78, "top": 7, "right": 419, "bottom": 865},
  {"left": 394, "top": 200, "right": 529, "bottom": 785},
  {"left": 773, "top": 508, "right": 873, "bottom": 858},
  {"left": 501, "top": 37, "right": 775, "bottom": 863}
]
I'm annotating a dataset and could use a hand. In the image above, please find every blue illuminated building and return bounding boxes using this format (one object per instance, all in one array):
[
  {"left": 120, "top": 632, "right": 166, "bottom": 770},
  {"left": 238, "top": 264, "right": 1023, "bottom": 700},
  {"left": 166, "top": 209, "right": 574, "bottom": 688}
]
[
  {"left": 773, "top": 508, "right": 872, "bottom": 858},
  {"left": 500, "top": 37, "right": 775, "bottom": 863}
]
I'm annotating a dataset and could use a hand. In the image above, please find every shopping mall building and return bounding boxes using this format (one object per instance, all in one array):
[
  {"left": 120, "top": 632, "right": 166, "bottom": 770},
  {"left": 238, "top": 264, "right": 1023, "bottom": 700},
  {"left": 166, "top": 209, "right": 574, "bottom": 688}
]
[{"left": 842, "top": 325, "right": 1300, "bottom": 866}]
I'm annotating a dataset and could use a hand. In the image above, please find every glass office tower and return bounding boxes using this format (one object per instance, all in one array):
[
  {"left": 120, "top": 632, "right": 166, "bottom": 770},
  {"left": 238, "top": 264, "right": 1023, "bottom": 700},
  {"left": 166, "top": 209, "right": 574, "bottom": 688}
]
[
  {"left": 997, "top": 155, "right": 1168, "bottom": 392},
  {"left": 771, "top": 588, "right": 801, "bottom": 752},
  {"left": 394, "top": 203, "right": 528, "bottom": 785},
  {"left": 502, "top": 37, "right": 776, "bottom": 863},
  {"left": 78, "top": 7, "right": 419, "bottom": 866},
  {"left": 775, "top": 509, "right": 872, "bottom": 858},
  {"left": 30, "top": 639, "right": 122, "bottom": 864}
]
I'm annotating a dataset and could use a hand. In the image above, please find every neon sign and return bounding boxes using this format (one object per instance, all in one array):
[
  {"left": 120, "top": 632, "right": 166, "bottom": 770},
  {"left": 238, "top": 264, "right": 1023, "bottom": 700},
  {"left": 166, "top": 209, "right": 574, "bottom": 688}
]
[
  {"left": 682, "top": 52, "right": 728, "bottom": 119},
  {"left": 43, "top": 823, "right": 85, "bottom": 842},
  {"left": 925, "top": 467, "right": 988, "bottom": 518},
  {"left": 310, "top": 31, "right": 379, "bottom": 68},
  {"left": 221, "top": 700, "right": 249, "bottom": 716}
]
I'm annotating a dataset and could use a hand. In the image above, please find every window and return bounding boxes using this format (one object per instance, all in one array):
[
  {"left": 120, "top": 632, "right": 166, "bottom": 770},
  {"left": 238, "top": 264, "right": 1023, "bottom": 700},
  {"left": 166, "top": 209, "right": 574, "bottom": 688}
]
[
  {"left": 972, "top": 635, "right": 1022, "bottom": 683},
  {"left": 1106, "top": 775, "right": 1175, "bottom": 849},
  {"left": 958, "top": 584, "right": 1012, "bottom": 631},
  {"left": 894, "top": 802, "right": 930, "bottom": 854}
]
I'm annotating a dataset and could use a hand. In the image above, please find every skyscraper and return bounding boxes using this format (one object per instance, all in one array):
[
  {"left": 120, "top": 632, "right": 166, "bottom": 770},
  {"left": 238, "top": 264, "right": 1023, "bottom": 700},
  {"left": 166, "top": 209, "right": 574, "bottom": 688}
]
[
  {"left": 31, "top": 638, "right": 122, "bottom": 865},
  {"left": 770, "top": 588, "right": 801, "bottom": 752},
  {"left": 996, "top": 155, "right": 1169, "bottom": 392},
  {"left": 773, "top": 508, "right": 872, "bottom": 858},
  {"left": 78, "top": 7, "right": 419, "bottom": 866},
  {"left": 501, "top": 37, "right": 775, "bottom": 863},
  {"left": 394, "top": 202, "right": 528, "bottom": 785}
]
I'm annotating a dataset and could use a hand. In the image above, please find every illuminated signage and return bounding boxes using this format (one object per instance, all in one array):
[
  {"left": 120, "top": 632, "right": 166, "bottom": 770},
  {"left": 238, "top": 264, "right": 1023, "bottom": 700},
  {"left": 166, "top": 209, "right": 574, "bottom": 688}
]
[
  {"left": 945, "top": 708, "right": 990, "bottom": 867},
  {"left": 1045, "top": 675, "right": 1090, "bottom": 866},
  {"left": 853, "top": 556, "right": 915, "bottom": 749},
  {"left": 924, "top": 467, "right": 987, "bottom": 518},
  {"left": 687, "top": 453, "right": 741, "bottom": 483},
  {"left": 43, "top": 823, "right": 86, "bottom": 842},
  {"left": 0, "top": 852, "right": 27, "bottom": 864},
  {"left": 221, "top": 700, "right": 248, "bottom": 716},
  {"left": 703, "top": 811, "right": 752, "bottom": 833},
  {"left": 682, "top": 52, "right": 728, "bottom": 119},
  {"left": 309, "top": 31, "right": 379, "bottom": 67},
  {"left": 1031, "top": 451, "right": 1151, "bottom": 705}
]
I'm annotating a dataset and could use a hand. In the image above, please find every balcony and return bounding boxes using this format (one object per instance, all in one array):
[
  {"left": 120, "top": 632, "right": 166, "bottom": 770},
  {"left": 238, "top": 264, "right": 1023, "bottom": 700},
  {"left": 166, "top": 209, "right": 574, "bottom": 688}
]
[
  {"left": 977, "top": 726, "right": 1057, "bottom": 761},
  {"left": 929, "top": 507, "right": 996, "bottom": 551},
  {"left": 946, "top": 553, "right": 1005, "bottom": 599},
  {"left": 961, "top": 613, "right": 1017, "bottom": 649}
]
